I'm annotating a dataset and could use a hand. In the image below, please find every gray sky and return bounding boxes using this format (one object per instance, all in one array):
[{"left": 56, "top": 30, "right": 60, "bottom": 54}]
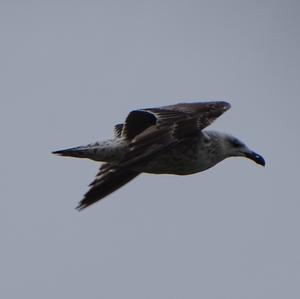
[{"left": 1, "top": 1, "right": 300, "bottom": 298}]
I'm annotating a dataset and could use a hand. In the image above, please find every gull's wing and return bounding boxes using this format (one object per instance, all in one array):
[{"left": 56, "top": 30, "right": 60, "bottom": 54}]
[
  {"left": 121, "top": 101, "right": 230, "bottom": 140},
  {"left": 118, "top": 101, "right": 231, "bottom": 168},
  {"left": 77, "top": 163, "right": 140, "bottom": 210}
]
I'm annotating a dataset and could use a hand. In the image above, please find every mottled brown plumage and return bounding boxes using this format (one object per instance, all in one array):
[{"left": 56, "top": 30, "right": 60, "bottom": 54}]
[{"left": 53, "top": 101, "right": 265, "bottom": 210}]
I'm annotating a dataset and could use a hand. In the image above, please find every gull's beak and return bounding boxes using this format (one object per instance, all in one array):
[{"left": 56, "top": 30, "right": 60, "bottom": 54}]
[{"left": 244, "top": 150, "right": 266, "bottom": 166}]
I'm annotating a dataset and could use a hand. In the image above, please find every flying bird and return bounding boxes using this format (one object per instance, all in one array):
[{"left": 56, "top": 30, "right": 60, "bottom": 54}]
[{"left": 53, "top": 101, "right": 265, "bottom": 210}]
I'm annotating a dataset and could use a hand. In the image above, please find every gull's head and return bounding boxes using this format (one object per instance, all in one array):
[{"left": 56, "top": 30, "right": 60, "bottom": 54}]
[{"left": 223, "top": 134, "right": 265, "bottom": 166}]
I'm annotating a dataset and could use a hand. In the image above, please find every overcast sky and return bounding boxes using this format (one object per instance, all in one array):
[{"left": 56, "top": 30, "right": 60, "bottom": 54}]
[{"left": 1, "top": 1, "right": 300, "bottom": 298}]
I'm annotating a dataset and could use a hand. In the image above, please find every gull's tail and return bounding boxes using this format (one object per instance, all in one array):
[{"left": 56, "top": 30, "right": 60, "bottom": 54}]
[
  {"left": 52, "top": 139, "right": 126, "bottom": 162},
  {"left": 52, "top": 146, "right": 90, "bottom": 158}
]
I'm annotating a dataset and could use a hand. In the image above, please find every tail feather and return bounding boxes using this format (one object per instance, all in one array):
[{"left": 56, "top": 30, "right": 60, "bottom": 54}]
[
  {"left": 52, "top": 146, "right": 89, "bottom": 158},
  {"left": 53, "top": 139, "right": 127, "bottom": 163}
]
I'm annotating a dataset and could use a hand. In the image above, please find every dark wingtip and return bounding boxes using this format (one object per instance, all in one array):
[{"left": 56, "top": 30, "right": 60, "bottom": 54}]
[
  {"left": 76, "top": 193, "right": 94, "bottom": 211},
  {"left": 75, "top": 203, "right": 85, "bottom": 211},
  {"left": 76, "top": 200, "right": 94, "bottom": 211}
]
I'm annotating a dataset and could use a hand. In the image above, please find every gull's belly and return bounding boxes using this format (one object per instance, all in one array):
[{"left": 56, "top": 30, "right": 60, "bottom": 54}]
[{"left": 133, "top": 142, "right": 215, "bottom": 175}]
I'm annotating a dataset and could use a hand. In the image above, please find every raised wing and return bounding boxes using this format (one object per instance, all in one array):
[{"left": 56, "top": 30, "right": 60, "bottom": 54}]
[
  {"left": 121, "top": 101, "right": 230, "bottom": 140},
  {"left": 77, "top": 163, "right": 140, "bottom": 210},
  {"left": 117, "top": 101, "right": 231, "bottom": 168},
  {"left": 147, "top": 101, "right": 231, "bottom": 133}
]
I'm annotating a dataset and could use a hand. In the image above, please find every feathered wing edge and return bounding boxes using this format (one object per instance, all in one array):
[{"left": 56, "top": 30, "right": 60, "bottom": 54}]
[
  {"left": 77, "top": 164, "right": 140, "bottom": 211},
  {"left": 121, "top": 101, "right": 231, "bottom": 140},
  {"left": 116, "top": 101, "right": 231, "bottom": 168}
]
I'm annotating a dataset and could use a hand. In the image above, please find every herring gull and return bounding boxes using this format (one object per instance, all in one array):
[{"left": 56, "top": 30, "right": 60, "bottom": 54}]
[{"left": 53, "top": 101, "right": 265, "bottom": 210}]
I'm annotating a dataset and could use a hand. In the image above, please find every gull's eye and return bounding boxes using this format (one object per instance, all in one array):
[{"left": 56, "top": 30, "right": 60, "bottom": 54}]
[{"left": 231, "top": 138, "right": 242, "bottom": 148}]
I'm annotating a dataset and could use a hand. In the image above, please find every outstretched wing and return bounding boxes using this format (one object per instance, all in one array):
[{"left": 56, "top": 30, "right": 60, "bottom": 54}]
[
  {"left": 121, "top": 101, "right": 230, "bottom": 139},
  {"left": 117, "top": 101, "right": 231, "bottom": 168},
  {"left": 77, "top": 163, "right": 140, "bottom": 211}
]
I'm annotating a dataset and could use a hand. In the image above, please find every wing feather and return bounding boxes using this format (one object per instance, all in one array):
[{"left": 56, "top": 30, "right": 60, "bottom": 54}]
[
  {"left": 117, "top": 101, "right": 231, "bottom": 168},
  {"left": 121, "top": 101, "right": 230, "bottom": 139},
  {"left": 113, "top": 123, "right": 123, "bottom": 137},
  {"left": 77, "top": 164, "right": 140, "bottom": 210}
]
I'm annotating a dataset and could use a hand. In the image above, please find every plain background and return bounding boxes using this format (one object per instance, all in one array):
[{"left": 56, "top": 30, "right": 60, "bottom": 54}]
[{"left": 1, "top": 1, "right": 299, "bottom": 298}]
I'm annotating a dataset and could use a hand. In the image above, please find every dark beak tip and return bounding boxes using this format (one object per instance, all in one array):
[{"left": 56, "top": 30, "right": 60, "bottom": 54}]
[
  {"left": 246, "top": 151, "right": 266, "bottom": 167},
  {"left": 255, "top": 154, "right": 266, "bottom": 167}
]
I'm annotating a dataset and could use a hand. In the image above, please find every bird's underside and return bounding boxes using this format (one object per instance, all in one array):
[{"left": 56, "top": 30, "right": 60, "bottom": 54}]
[{"left": 53, "top": 100, "right": 264, "bottom": 210}]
